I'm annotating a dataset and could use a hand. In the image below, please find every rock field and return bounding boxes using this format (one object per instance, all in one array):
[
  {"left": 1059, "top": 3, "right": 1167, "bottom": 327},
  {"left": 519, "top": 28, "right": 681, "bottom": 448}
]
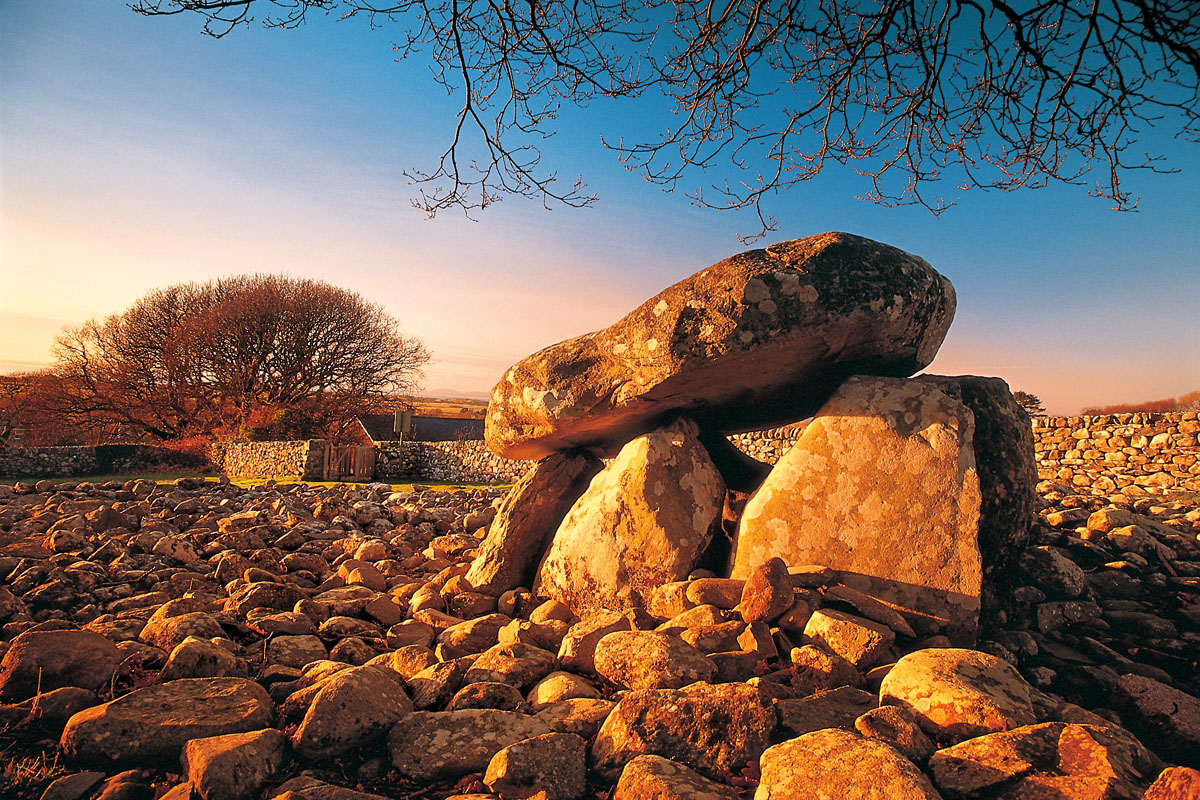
[
  {"left": 0, "top": 474, "right": 1196, "bottom": 800},
  {"left": 2, "top": 233, "right": 1197, "bottom": 800}
]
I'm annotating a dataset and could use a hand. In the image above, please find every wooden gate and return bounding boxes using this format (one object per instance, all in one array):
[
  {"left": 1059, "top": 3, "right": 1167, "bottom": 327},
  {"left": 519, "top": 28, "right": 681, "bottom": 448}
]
[{"left": 323, "top": 445, "right": 376, "bottom": 482}]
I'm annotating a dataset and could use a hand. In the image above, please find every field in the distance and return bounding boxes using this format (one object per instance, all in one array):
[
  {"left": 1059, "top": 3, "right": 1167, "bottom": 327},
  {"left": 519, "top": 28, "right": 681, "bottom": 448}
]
[{"left": 409, "top": 396, "right": 487, "bottom": 419}]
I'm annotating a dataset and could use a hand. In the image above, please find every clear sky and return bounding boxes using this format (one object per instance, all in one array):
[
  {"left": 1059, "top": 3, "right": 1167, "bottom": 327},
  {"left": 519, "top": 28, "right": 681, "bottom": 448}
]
[{"left": 2, "top": 2, "right": 1197, "bottom": 415}]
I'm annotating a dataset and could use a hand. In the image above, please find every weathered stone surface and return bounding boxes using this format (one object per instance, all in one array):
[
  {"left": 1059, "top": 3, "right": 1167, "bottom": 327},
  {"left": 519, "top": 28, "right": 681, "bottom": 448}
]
[
  {"left": 266, "top": 635, "right": 327, "bottom": 669},
  {"left": 755, "top": 728, "right": 943, "bottom": 800},
  {"left": 224, "top": 581, "right": 303, "bottom": 617},
  {"left": 592, "top": 682, "right": 776, "bottom": 779},
  {"left": 407, "top": 657, "right": 475, "bottom": 710},
  {"left": 487, "top": 232, "right": 955, "bottom": 459},
  {"left": 446, "top": 681, "right": 526, "bottom": 712},
  {"left": 1142, "top": 767, "right": 1200, "bottom": 800},
  {"left": 6, "top": 686, "right": 98, "bottom": 730},
  {"left": 292, "top": 664, "right": 413, "bottom": 760},
  {"left": 593, "top": 631, "right": 716, "bottom": 690},
  {"left": 657, "top": 604, "right": 733, "bottom": 633},
  {"left": 182, "top": 728, "right": 286, "bottom": 800},
  {"left": 89, "top": 769, "right": 156, "bottom": 800},
  {"left": 880, "top": 648, "right": 1036, "bottom": 744},
  {"left": 465, "top": 641, "right": 559, "bottom": 690},
  {"left": 377, "top": 644, "right": 438, "bottom": 680},
  {"left": 1017, "top": 546, "right": 1087, "bottom": 599},
  {"left": 160, "top": 637, "right": 246, "bottom": 682},
  {"left": 140, "top": 611, "right": 226, "bottom": 652},
  {"left": 1111, "top": 674, "right": 1200, "bottom": 768},
  {"left": 249, "top": 611, "right": 319, "bottom": 637},
  {"left": 499, "top": 618, "right": 568, "bottom": 653},
  {"left": 823, "top": 584, "right": 917, "bottom": 638},
  {"left": 439, "top": 613, "right": 513, "bottom": 659},
  {"left": 60, "top": 677, "right": 274, "bottom": 764},
  {"left": 737, "top": 375, "right": 1034, "bottom": 642},
  {"left": 921, "top": 375, "right": 1037, "bottom": 621},
  {"left": 38, "top": 771, "right": 106, "bottom": 800},
  {"left": 681, "top": 621, "right": 745, "bottom": 654},
  {"left": 733, "top": 375, "right": 984, "bottom": 642},
  {"left": 686, "top": 578, "right": 745, "bottom": 609},
  {"left": 613, "top": 755, "right": 739, "bottom": 800},
  {"left": 534, "top": 419, "right": 725, "bottom": 614},
  {"left": 527, "top": 671, "right": 602, "bottom": 711},
  {"left": 802, "top": 608, "right": 896, "bottom": 670},
  {"left": 466, "top": 452, "right": 603, "bottom": 595},
  {"left": 0, "top": 629, "right": 121, "bottom": 701},
  {"left": 535, "top": 698, "right": 616, "bottom": 740},
  {"left": 927, "top": 722, "right": 1161, "bottom": 800},
  {"left": 789, "top": 644, "right": 864, "bottom": 694},
  {"left": 268, "top": 776, "right": 392, "bottom": 800},
  {"left": 737, "top": 558, "right": 793, "bottom": 624},
  {"left": 775, "top": 686, "right": 877, "bottom": 737},
  {"left": 483, "top": 732, "right": 587, "bottom": 800},
  {"left": 856, "top": 705, "right": 937, "bottom": 765},
  {"left": 388, "top": 709, "right": 554, "bottom": 782}
]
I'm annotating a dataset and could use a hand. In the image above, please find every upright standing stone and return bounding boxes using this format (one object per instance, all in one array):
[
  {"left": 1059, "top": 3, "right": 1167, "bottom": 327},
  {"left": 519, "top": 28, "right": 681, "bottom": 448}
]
[
  {"left": 487, "top": 233, "right": 956, "bottom": 459},
  {"left": 533, "top": 418, "right": 725, "bottom": 614},
  {"left": 465, "top": 451, "right": 603, "bottom": 595},
  {"left": 733, "top": 375, "right": 983, "bottom": 641},
  {"left": 921, "top": 375, "right": 1036, "bottom": 621}
]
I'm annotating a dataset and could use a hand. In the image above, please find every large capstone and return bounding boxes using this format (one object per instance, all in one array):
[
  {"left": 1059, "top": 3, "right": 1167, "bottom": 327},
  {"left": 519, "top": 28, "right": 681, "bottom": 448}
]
[
  {"left": 487, "top": 232, "right": 956, "bottom": 459},
  {"left": 532, "top": 417, "right": 725, "bottom": 615}
]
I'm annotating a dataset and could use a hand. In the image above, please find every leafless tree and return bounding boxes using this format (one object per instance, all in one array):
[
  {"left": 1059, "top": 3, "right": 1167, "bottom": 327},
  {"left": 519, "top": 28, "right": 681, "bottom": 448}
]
[
  {"left": 132, "top": 0, "right": 1198, "bottom": 239},
  {"left": 0, "top": 375, "right": 29, "bottom": 446},
  {"left": 44, "top": 274, "right": 429, "bottom": 440}
]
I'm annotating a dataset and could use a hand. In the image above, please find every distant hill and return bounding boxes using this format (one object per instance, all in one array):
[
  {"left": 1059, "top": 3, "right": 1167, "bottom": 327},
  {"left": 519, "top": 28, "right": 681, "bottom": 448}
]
[
  {"left": 418, "top": 388, "right": 492, "bottom": 401},
  {"left": 410, "top": 396, "right": 488, "bottom": 419}
]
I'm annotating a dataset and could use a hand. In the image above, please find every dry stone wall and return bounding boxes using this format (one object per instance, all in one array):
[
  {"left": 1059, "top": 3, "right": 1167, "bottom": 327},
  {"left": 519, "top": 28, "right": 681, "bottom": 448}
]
[
  {"left": 14, "top": 412, "right": 1186, "bottom": 486},
  {"left": 0, "top": 444, "right": 207, "bottom": 479},
  {"left": 1032, "top": 412, "right": 1200, "bottom": 494},
  {"left": 0, "top": 447, "right": 98, "bottom": 478},
  {"left": 215, "top": 440, "right": 326, "bottom": 480},
  {"left": 727, "top": 423, "right": 810, "bottom": 463},
  {"left": 376, "top": 440, "right": 532, "bottom": 484},
  {"left": 730, "top": 413, "right": 1200, "bottom": 497}
]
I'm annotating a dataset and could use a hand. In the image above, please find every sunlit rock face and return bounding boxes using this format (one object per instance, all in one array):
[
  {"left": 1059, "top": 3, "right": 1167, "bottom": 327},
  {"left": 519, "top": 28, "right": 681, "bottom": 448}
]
[
  {"left": 533, "top": 417, "right": 726, "bottom": 615},
  {"left": 486, "top": 232, "right": 956, "bottom": 460},
  {"left": 732, "top": 374, "right": 1033, "bottom": 644},
  {"left": 465, "top": 451, "right": 603, "bottom": 596}
]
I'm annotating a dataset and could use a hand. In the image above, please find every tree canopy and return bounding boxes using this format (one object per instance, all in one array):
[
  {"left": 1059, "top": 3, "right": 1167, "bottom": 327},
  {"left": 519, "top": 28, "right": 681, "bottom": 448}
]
[
  {"left": 1013, "top": 391, "right": 1048, "bottom": 417},
  {"left": 133, "top": 0, "right": 1199, "bottom": 238},
  {"left": 44, "top": 274, "right": 429, "bottom": 441}
]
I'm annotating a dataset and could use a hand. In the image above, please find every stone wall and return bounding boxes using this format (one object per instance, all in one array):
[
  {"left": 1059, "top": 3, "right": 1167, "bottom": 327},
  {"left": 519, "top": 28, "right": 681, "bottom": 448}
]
[
  {"left": 1032, "top": 412, "right": 1200, "bottom": 494},
  {"left": 0, "top": 444, "right": 210, "bottom": 479},
  {"left": 0, "top": 447, "right": 98, "bottom": 478},
  {"left": 726, "top": 413, "right": 1200, "bottom": 496},
  {"left": 216, "top": 440, "right": 326, "bottom": 480},
  {"left": 213, "top": 413, "right": 1200, "bottom": 489},
  {"left": 15, "top": 412, "right": 1188, "bottom": 488},
  {"left": 728, "top": 423, "right": 811, "bottom": 464},
  {"left": 376, "top": 440, "right": 533, "bottom": 484}
]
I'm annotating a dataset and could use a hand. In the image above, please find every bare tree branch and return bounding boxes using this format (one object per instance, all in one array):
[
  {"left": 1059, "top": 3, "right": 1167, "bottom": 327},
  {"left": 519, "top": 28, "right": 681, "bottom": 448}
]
[{"left": 132, "top": 0, "right": 1200, "bottom": 239}]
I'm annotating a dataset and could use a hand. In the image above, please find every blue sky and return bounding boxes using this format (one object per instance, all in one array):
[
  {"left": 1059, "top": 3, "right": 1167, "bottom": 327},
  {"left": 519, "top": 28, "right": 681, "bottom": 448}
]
[{"left": 2, "top": 1, "right": 1197, "bottom": 414}]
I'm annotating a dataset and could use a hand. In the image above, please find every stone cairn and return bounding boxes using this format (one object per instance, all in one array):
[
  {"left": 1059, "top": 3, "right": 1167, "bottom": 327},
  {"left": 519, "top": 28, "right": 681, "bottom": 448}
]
[{"left": 0, "top": 232, "right": 1196, "bottom": 800}]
